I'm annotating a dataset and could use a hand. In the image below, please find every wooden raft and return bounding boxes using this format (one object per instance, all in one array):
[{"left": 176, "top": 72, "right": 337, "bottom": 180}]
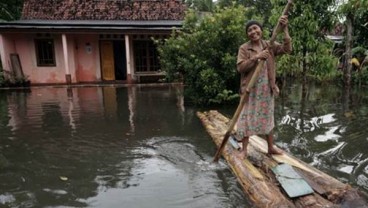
[{"left": 197, "top": 110, "right": 368, "bottom": 208}]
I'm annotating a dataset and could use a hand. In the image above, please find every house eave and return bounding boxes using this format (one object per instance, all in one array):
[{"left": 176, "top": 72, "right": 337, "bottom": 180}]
[{"left": 0, "top": 20, "right": 183, "bottom": 33}]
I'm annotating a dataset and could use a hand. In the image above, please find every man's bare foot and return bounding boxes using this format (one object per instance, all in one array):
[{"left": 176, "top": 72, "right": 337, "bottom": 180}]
[
  {"left": 236, "top": 149, "right": 248, "bottom": 160},
  {"left": 268, "top": 146, "right": 283, "bottom": 155}
]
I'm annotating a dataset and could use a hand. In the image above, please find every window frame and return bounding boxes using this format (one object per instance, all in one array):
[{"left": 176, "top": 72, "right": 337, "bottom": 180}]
[
  {"left": 133, "top": 40, "right": 160, "bottom": 73},
  {"left": 34, "top": 38, "right": 56, "bottom": 67}
]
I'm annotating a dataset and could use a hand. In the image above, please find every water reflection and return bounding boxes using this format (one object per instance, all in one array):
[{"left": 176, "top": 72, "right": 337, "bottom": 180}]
[
  {"left": 0, "top": 85, "right": 248, "bottom": 208},
  {"left": 276, "top": 82, "right": 368, "bottom": 194},
  {"left": 0, "top": 82, "right": 367, "bottom": 207},
  {"left": 81, "top": 136, "right": 235, "bottom": 208}
]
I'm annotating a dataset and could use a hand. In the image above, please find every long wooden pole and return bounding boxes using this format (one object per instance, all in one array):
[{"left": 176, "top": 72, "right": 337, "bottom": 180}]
[{"left": 213, "top": 0, "right": 293, "bottom": 162}]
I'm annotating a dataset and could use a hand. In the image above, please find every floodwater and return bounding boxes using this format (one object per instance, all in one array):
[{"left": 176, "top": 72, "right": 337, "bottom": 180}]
[{"left": 0, "top": 82, "right": 367, "bottom": 208}]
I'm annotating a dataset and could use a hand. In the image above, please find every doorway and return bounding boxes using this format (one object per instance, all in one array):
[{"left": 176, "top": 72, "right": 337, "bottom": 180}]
[{"left": 100, "top": 40, "right": 127, "bottom": 81}]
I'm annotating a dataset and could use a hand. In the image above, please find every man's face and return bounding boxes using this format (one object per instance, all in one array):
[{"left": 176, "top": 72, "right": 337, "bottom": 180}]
[{"left": 247, "top": 24, "right": 262, "bottom": 42}]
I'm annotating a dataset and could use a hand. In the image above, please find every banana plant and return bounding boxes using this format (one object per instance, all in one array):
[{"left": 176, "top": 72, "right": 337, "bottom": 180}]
[{"left": 352, "top": 46, "right": 368, "bottom": 71}]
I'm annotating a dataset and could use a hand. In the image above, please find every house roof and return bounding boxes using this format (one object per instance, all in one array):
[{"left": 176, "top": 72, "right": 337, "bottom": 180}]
[
  {"left": 21, "top": 0, "right": 186, "bottom": 21},
  {"left": 0, "top": 19, "right": 183, "bottom": 33},
  {"left": 0, "top": 0, "right": 186, "bottom": 33}
]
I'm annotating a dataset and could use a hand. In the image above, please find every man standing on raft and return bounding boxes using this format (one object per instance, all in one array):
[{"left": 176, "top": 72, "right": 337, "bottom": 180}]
[{"left": 236, "top": 16, "right": 292, "bottom": 159}]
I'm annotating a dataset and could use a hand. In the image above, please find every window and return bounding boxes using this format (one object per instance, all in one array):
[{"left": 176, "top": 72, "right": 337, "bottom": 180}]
[
  {"left": 35, "top": 39, "right": 56, "bottom": 66},
  {"left": 133, "top": 40, "right": 160, "bottom": 73}
]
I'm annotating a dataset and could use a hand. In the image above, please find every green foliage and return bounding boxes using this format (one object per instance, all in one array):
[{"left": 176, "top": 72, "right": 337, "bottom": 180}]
[
  {"left": 0, "top": 70, "right": 30, "bottom": 87},
  {"left": 209, "top": 89, "right": 239, "bottom": 104},
  {"left": 339, "top": 0, "right": 367, "bottom": 27},
  {"left": 216, "top": 0, "right": 273, "bottom": 28},
  {"left": 353, "top": 11, "right": 368, "bottom": 49},
  {"left": 352, "top": 46, "right": 368, "bottom": 61},
  {"left": 271, "top": 0, "right": 339, "bottom": 80},
  {"left": 0, "top": 0, "right": 24, "bottom": 21},
  {"left": 157, "top": 6, "right": 248, "bottom": 105},
  {"left": 337, "top": 0, "right": 368, "bottom": 84},
  {"left": 352, "top": 68, "right": 368, "bottom": 86},
  {"left": 185, "top": 0, "right": 214, "bottom": 12},
  {"left": 304, "top": 40, "right": 339, "bottom": 81}
]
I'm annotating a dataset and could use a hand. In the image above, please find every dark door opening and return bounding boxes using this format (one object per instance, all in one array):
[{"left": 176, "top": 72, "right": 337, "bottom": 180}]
[{"left": 113, "top": 40, "right": 127, "bottom": 80}]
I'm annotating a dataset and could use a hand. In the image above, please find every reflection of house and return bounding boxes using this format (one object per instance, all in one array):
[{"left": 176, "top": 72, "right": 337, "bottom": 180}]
[{"left": 0, "top": 0, "right": 186, "bottom": 84}]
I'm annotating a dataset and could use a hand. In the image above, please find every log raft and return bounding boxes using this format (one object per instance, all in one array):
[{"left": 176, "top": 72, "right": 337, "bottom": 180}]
[{"left": 197, "top": 110, "right": 368, "bottom": 208}]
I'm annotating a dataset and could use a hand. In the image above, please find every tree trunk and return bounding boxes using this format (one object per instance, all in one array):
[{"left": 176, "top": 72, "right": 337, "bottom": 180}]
[
  {"left": 302, "top": 48, "right": 307, "bottom": 84},
  {"left": 344, "top": 14, "right": 353, "bottom": 87}
]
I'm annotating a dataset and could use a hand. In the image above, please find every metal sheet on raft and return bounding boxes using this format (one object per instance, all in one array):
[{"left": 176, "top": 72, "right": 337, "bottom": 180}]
[
  {"left": 271, "top": 163, "right": 314, "bottom": 198},
  {"left": 228, "top": 135, "right": 241, "bottom": 150}
]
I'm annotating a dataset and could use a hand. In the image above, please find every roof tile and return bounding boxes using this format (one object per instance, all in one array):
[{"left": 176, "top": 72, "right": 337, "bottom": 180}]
[{"left": 21, "top": 0, "right": 186, "bottom": 20}]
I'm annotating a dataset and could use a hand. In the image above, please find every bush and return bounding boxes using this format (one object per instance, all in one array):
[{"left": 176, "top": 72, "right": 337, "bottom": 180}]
[
  {"left": 157, "top": 6, "right": 249, "bottom": 105},
  {"left": 352, "top": 65, "right": 368, "bottom": 86},
  {"left": 0, "top": 70, "right": 30, "bottom": 87}
]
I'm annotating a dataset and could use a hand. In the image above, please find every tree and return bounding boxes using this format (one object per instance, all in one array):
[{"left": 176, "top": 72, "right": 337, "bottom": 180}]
[
  {"left": 157, "top": 6, "right": 249, "bottom": 105},
  {"left": 216, "top": 0, "right": 273, "bottom": 27},
  {"left": 185, "top": 0, "right": 214, "bottom": 12},
  {"left": 0, "top": 0, "right": 24, "bottom": 21},
  {"left": 270, "top": 0, "right": 339, "bottom": 82},
  {"left": 339, "top": 0, "right": 368, "bottom": 87}
]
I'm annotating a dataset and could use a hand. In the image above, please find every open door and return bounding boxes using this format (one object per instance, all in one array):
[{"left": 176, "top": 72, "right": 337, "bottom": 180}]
[
  {"left": 100, "top": 41, "right": 115, "bottom": 80},
  {"left": 113, "top": 40, "right": 127, "bottom": 80}
]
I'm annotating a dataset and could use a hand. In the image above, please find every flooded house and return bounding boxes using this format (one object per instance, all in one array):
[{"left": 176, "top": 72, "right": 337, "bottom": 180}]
[{"left": 0, "top": 0, "right": 186, "bottom": 85}]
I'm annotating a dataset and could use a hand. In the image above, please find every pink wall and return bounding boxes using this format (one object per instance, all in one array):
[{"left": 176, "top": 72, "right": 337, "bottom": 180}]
[
  {"left": 0, "top": 33, "right": 102, "bottom": 84},
  {"left": 73, "top": 34, "right": 101, "bottom": 82},
  {"left": 0, "top": 35, "right": 3, "bottom": 70},
  {"left": 0, "top": 34, "right": 16, "bottom": 73},
  {"left": 15, "top": 34, "right": 69, "bottom": 84},
  {"left": 6, "top": 87, "right": 105, "bottom": 131}
]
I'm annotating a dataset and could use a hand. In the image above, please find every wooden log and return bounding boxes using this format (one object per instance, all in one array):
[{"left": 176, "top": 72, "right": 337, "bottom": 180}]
[
  {"left": 197, "top": 111, "right": 295, "bottom": 207},
  {"left": 197, "top": 110, "right": 368, "bottom": 208}
]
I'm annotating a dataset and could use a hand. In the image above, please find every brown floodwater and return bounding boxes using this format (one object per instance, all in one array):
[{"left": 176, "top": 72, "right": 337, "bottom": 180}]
[{"left": 0, "top": 82, "right": 367, "bottom": 207}]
